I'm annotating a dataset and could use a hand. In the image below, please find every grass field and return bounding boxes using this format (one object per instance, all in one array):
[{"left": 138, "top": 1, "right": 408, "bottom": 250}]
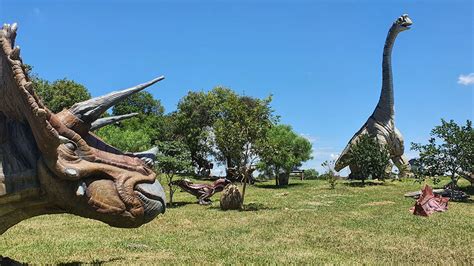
[{"left": 1, "top": 177, "right": 473, "bottom": 264}]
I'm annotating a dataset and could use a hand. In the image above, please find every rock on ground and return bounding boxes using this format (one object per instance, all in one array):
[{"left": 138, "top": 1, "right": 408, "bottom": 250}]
[{"left": 220, "top": 184, "right": 242, "bottom": 210}]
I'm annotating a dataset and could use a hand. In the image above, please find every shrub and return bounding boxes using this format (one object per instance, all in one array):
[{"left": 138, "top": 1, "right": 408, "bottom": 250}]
[
  {"left": 304, "top": 169, "right": 319, "bottom": 180},
  {"left": 321, "top": 160, "right": 337, "bottom": 189},
  {"left": 347, "top": 134, "right": 391, "bottom": 184}
]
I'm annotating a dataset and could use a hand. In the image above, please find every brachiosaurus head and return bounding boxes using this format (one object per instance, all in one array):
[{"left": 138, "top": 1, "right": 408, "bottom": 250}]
[
  {"left": 0, "top": 23, "right": 166, "bottom": 228},
  {"left": 393, "top": 14, "right": 413, "bottom": 32}
]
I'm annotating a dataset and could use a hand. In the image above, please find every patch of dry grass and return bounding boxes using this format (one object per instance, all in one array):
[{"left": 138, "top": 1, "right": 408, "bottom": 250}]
[{"left": 1, "top": 178, "right": 473, "bottom": 264}]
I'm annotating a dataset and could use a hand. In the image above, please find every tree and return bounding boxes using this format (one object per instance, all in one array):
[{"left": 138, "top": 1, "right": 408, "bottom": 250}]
[
  {"left": 257, "top": 124, "right": 313, "bottom": 186},
  {"left": 347, "top": 134, "right": 391, "bottom": 184},
  {"left": 155, "top": 141, "right": 193, "bottom": 206},
  {"left": 95, "top": 126, "right": 151, "bottom": 152},
  {"left": 112, "top": 91, "right": 164, "bottom": 116},
  {"left": 411, "top": 119, "right": 473, "bottom": 187},
  {"left": 304, "top": 169, "right": 319, "bottom": 180},
  {"left": 212, "top": 88, "right": 275, "bottom": 171},
  {"left": 110, "top": 91, "right": 168, "bottom": 145},
  {"left": 174, "top": 91, "right": 217, "bottom": 175},
  {"left": 210, "top": 87, "right": 276, "bottom": 203},
  {"left": 34, "top": 78, "right": 91, "bottom": 113}
]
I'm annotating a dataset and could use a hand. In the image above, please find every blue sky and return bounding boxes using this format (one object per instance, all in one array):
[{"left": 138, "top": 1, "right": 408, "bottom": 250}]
[{"left": 1, "top": 0, "right": 472, "bottom": 174}]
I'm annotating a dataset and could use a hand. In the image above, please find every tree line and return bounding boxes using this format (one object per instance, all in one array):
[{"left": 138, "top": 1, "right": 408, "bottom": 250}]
[{"left": 30, "top": 74, "right": 313, "bottom": 192}]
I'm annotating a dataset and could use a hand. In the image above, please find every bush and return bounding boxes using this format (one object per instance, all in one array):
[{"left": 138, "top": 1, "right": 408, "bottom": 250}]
[
  {"left": 321, "top": 160, "right": 337, "bottom": 189},
  {"left": 347, "top": 134, "right": 391, "bottom": 183},
  {"left": 304, "top": 169, "right": 319, "bottom": 180}
]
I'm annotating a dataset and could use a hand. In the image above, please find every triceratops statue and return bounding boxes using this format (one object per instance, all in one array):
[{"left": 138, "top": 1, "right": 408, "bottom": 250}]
[{"left": 0, "top": 23, "right": 166, "bottom": 234}]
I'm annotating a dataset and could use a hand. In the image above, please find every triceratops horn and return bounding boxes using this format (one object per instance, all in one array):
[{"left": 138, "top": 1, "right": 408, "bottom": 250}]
[
  {"left": 133, "top": 146, "right": 159, "bottom": 167},
  {"left": 134, "top": 146, "right": 159, "bottom": 159},
  {"left": 69, "top": 76, "right": 164, "bottom": 124},
  {"left": 90, "top": 113, "right": 139, "bottom": 131}
]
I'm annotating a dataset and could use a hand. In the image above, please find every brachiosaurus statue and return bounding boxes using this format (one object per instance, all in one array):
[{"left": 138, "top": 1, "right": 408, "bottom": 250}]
[
  {"left": 0, "top": 23, "right": 167, "bottom": 234},
  {"left": 335, "top": 14, "right": 413, "bottom": 177}
]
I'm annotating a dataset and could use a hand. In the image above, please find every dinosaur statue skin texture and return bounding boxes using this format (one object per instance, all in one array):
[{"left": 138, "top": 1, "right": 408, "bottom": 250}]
[
  {"left": 335, "top": 14, "right": 413, "bottom": 177},
  {"left": 171, "top": 178, "right": 231, "bottom": 205},
  {"left": 0, "top": 23, "right": 166, "bottom": 234}
]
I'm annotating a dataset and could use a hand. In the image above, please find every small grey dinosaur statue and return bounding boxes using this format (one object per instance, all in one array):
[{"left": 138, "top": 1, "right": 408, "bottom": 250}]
[{"left": 335, "top": 14, "right": 413, "bottom": 177}]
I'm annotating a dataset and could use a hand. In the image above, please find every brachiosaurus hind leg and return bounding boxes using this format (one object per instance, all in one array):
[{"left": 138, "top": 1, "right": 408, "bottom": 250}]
[
  {"left": 391, "top": 127, "right": 411, "bottom": 177},
  {"left": 392, "top": 155, "right": 411, "bottom": 177}
]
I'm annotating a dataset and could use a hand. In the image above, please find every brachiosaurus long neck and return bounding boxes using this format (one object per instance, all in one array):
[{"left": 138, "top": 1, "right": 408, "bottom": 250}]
[{"left": 372, "top": 24, "right": 400, "bottom": 125}]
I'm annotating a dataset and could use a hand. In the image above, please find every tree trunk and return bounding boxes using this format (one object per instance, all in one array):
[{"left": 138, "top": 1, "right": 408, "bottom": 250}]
[
  {"left": 168, "top": 175, "right": 174, "bottom": 207},
  {"left": 278, "top": 172, "right": 290, "bottom": 186},
  {"left": 241, "top": 174, "right": 247, "bottom": 207},
  {"left": 275, "top": 168, "right": 280, "bottom": 186}
]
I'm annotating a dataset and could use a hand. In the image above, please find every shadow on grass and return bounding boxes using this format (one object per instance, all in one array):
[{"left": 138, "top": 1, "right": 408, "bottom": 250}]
[
  {"left": 58, "top": 257, "right": 124, "bottom": 266},
  {"left": 255, "top": 183, "right": 304, "bottom": 189},
  {"left": 343, "top": 181, "right": 386, "bottom": 187},
  {"left": 209, "top": 202, "right": 274, "bottom": 212},
  {"left": 0, "top": 256, "right": 22, "bottom": 266},
  {"left": 459, "top": 185, "right": 474, "bottom": 195},
  {"left": 167, "top": 201, "right": 196, "bottom": 208},
  {"left": 0, "top": 256, "right": 123, "bottom": 266}
]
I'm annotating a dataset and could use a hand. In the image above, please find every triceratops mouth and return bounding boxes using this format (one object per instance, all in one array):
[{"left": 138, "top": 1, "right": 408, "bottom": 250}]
[
  {"left": 135, "top": 181, "right": 166, "bottom": 222},
  {"left": 78, "top": 177, "right": 165, "bottom": 221}
]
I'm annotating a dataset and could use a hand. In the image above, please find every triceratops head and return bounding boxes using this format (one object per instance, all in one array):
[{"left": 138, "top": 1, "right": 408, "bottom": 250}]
[{"left": 0, "top": 23, "right": 165, "bottom": 229}]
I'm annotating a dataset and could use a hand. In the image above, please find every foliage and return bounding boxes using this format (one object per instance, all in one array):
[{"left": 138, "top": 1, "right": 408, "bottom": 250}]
[
  {"left": 257, "top": 124, "right": 313, "bottom": 186},
  {"left": 321, "top": 160, "right": 337, "bottom": 189},
  {"left": 303, "top": 169, "right": 319, "bottom": 180},
  {"left": 411, "top": 119, "right": 473, "bottom": 187},
  {"left": 212, "top": 88, "right": 276, "bottom": 174},
  {"left": 173, "top": 91, "right": 217, "bottom": 174},
  {"left": 409, "top": 158, "right": 442, "bottom": 185},
  {"left": 112, "top": 91, "right": 164, "bottom": 116},
  {"left": 109, "top": 91, "right": 168, "bottom": 145},
  {"left": 95, "top": 126, "right": 151, "bottom": 152},
  {"left": 34, "top": 78, "right": 91, "bottom": 113},
  {"left": 211, "top": 87, "right": 276, "bottom": 202},
  {"left": 347, "top": 134, "right": 391, "bottom": 183},
  {"left": 155, "top": 141, "right": 193, "bottom": 206}
]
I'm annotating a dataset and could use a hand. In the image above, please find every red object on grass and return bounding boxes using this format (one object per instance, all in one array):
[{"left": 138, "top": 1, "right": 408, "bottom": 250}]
[{"left": 410, "top": 185, "right": 449, "bottom": 216}]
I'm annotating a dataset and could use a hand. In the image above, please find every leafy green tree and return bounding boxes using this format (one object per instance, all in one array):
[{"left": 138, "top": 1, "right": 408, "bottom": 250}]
[
  {"left": 210, "top": 87, "right": 276, "bottom": 203},
  {"left": 347, "top": 134, "right": 391, "bottom": 184},
  {"left": 304, "top": 169, "right": 319, "bottom": 180},
  {"left": 257, "top": 124, "right": 313, "bottom": 186},
  {"left": 155, "top": 141, "right": 193, "bottom": 206},
  {"left": 174, "top": 91, "right": 217, "bottom": 175},
  {"left": 34, "top": 78, "right": 91, "bottom": 113},
  {"left": 411, "top": 119, "right": 473, "bottom": 187},
  {"left": 212, "top": 89, "right": 274, "bottom": 172},
  {"left": 96, "top": 126, "right": 151, "bottom": 152},
  {"left": 113, "top": 91, "right": 164, "bottom": 116},
  {"left": 111, "top": 91, "right": 168, "bottom": 145}
]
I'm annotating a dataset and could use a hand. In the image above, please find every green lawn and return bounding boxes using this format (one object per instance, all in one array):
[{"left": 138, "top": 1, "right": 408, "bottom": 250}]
[{"left": 1, "top": 178, "right": 473, "bottom": 264}]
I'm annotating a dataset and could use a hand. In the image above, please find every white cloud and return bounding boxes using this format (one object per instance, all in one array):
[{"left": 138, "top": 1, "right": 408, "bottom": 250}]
[
  {"left": 300, "top": 133, "right": 318, "bottom": 144},
  {"left": 458, "top": 73, "right": 474, "bottom": 86}
]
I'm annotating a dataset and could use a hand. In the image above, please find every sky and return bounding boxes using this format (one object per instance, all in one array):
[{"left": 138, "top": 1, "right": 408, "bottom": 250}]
[{"left": 1, "top": 0, "right": 472, "bottom": 175}]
